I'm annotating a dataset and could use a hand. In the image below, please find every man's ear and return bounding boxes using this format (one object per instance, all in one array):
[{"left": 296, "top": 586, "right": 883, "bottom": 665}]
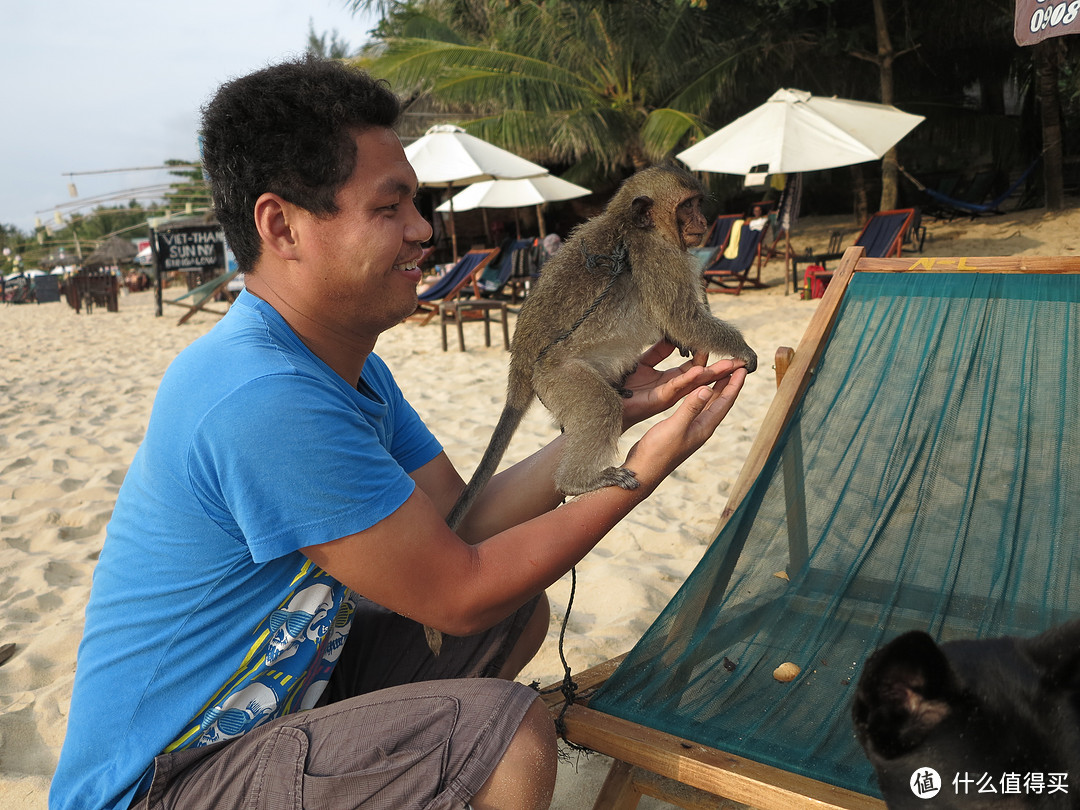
[
  {"left": 852, "top": 631, "right": 958, "bottom": 760},
  {"left": 630, "top": 195, "right": 654, "bottom": 230},
  {"left": 254, "top": 192, "right": 301, "bottom": 262}
]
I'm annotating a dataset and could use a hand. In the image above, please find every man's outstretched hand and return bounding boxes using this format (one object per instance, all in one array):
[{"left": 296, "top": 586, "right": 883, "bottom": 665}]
[{"left": 620, "top": 340, "right": 750, "bottom": 431}]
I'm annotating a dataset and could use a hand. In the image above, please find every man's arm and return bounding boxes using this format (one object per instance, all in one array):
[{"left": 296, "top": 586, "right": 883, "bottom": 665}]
[
  {"left": 410, "top": 439, "right": 567, "bottom": 545},
  {"left": 418, "top": 347, "right": 744, "bottom": 543},
  {"left": 302, "top": 364, "right": 745, "bottom": 636}
]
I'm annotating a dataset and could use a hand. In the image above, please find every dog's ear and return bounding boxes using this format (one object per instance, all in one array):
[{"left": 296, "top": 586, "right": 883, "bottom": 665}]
[
  {"left": 1024, "top": 619, "right": 1080, "bottom": 692},
  {"left": 853, "top": 631, "right": 960, "bottom": 760}
]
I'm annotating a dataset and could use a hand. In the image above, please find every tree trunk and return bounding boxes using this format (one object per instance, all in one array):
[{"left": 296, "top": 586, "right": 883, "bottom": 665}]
[
  {"left": 1036, "top": 40, "right": 1065, "bottom": 211},
  {"left": 874, "top": 0, "right": 899, "bottom": 211},
  {"left": 851, "top": 164, "right": 870, "bottom": 225}
]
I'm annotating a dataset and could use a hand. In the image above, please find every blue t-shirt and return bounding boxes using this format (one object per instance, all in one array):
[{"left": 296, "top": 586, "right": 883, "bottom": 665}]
[{"left": 50, "top": 291, "right": 442, "bottom": 810}]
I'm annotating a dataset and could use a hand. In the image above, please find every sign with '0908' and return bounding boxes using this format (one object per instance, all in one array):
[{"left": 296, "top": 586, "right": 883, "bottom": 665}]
[{"left": 1015, "top": 0, "right": 1080, "bottom": 46}]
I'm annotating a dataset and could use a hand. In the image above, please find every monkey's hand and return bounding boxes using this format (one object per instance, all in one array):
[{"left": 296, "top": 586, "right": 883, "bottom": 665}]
[{"left": 619, "top": 341, "right": 748, "bottom": 431}]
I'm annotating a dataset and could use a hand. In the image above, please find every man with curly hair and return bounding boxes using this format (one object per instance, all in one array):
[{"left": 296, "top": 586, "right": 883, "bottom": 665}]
[{"left": 51, "top": 57, "right": 746, "bottom": 810}]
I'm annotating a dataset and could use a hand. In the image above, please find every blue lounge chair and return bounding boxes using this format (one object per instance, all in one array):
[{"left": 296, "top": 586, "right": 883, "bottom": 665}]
[
  {"left": 699, "top": 219, "right": 769, "bottom": 295},
  {"left": 477, "top": 238, "right": 534, "bottom": 298},
  {"left": 791, "top": 208, "right": 914, "bottom": 296},
  {"left": 411, "top": 248, "right": 498, "bottom": 326}
]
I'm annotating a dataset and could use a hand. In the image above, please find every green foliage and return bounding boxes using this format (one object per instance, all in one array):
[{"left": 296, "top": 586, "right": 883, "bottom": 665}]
[
  {"left": 2, "top": 158, "right": 210, "bottom": 269},
  {"left": 367, "top": 0, "right": 769, "bottom": 178},
  {"left": 307, "top": 18, "right": 356, "bottom": 58},
  {"left": 353, "top": 0, "right": 1074, "bottom": 216}
]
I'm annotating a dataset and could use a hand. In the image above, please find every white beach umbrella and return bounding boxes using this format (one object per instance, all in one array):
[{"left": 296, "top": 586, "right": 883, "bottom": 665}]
[
  {"left": 679, "top": 89, "right": 924, "bottom": 287},
  {"left": 405, "top": 124, "right": 548, "bottom": 258},
  {"left": 436, "top": 175, "right": 591, "bottom": 212},
  {"left": 405, "top": 124, "right": 548, "bottom": 186},
  {"left": 677, "top": 88, "right": 924, "bottom": 176},
  {"left": 435, "top": 174, "right": 591, "bottom": 238}
]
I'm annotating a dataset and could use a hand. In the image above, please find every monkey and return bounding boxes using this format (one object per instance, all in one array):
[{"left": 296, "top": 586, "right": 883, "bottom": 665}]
[
  {"left": 423, "top": 165, "right": 758, "bottom": 654},
  {"left": 445, "top": 164, "right": 758, "bottom": 532}
]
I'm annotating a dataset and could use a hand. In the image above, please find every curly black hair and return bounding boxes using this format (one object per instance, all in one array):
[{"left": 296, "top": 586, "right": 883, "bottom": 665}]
[{"left": 200, "top": 56, "right": 401, "bottom": 272}]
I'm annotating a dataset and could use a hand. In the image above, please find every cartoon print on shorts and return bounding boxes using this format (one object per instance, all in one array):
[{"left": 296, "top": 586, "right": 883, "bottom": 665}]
[
  {"left": 197, "top": 682, "right": 279, "bottom": 745},
  {"left": 264, "top": 583, "right": 336, "bottom": 665},
  {"left": 170, "top": 567, "right": 357, "bottom": 754}
]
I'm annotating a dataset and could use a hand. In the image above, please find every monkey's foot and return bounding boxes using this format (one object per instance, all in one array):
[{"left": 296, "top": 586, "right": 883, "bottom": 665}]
[{"left": 561, "top": 466, "right": 639, "bottom": 495}]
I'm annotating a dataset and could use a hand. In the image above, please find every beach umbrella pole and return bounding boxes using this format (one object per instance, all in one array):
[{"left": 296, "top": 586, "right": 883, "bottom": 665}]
[{"left": 447, "top": 185, "right": 459, "bottom": 262}]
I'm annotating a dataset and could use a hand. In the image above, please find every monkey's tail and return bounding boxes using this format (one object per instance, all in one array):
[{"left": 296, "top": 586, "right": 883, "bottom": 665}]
[{"left": 446, "top": 386, "right": 532, "bottom": 531}]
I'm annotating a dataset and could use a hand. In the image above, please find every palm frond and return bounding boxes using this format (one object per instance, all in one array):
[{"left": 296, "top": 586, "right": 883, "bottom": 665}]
[{"left": 640, "top": 108, "right": 707, "bottom": 161}]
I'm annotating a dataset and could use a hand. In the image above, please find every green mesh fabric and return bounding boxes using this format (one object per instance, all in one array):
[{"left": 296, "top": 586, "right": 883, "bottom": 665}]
[{"left": 590, "top": 272, "right": 1080, "bottom": 797}]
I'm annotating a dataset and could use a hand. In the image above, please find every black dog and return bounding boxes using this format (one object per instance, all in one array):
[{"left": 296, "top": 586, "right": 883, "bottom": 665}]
[{"left": 853, "top": 621, "right": 1080, "bottom": 808}]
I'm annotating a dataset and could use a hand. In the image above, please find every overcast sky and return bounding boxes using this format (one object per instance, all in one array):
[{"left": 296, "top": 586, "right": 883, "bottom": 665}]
[{"left": 2, "top": 0, "right": 377, "bottom": 236}]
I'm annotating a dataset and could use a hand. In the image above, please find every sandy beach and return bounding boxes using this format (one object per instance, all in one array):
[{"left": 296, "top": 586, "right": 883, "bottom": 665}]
[{"left": 2, "top": 204, "right": 1078, "bottom": 809}]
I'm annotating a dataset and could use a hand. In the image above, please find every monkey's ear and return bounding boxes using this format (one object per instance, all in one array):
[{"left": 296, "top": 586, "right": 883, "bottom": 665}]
[{"left": 630, "top": 195, "right": 655, "bottom": 230}]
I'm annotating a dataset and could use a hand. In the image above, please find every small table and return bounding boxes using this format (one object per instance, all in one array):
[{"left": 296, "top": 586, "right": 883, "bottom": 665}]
[{"left": 439, "top": 299, "right": 510, "bottom": 352}]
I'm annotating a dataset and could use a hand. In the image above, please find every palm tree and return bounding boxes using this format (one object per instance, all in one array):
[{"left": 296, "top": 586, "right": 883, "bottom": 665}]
[
  {"left": 360, "top": 0, "right": 800, "bottom": 187},
  {"left": 351, "top": 0, "right": 1069, "bottom": 217}
]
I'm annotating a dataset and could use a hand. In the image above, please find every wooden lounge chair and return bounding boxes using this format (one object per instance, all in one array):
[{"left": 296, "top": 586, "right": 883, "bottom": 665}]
[
  {"left": 477, "top": 238, "right": 534, "bottom": 299},
  {"left": 790, "top": 208, "right": 915, "bottom": 295},
  {"left": 700, "top": 220, "right": 769, "bottom": 295},
  {"left": 163, "top": 270, "right": 238, "bottom": 325},
  {"left": 409, "top": 248, "right": 498, "bottom": 327},
  {"left": 544, "top": 250, "right": 1080, "bottom": 809}
]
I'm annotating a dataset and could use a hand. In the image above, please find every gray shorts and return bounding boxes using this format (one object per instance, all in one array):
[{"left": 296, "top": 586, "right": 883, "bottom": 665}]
[{"left": 132, "top": 596, "right": 541, "bottom": 810}]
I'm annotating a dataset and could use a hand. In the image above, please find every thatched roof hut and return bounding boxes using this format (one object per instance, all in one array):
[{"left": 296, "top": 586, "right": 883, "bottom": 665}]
[{"left": 83, "top": 235, "right": 137, "bottom": 268}]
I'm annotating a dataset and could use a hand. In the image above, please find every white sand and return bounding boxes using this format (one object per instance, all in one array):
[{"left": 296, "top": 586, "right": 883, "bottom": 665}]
[{"left": 2, "top": 205, "right": 1078, "bottom": 809}]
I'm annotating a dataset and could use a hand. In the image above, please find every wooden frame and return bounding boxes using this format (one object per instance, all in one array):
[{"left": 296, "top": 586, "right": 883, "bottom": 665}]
[
  {"left": 71, "top": 269, "right": 121, "bottom": 314},
  {"left": 163, "top": 270, "right": 238, "bottom": 325},
  {"left": 544, "top": 249, "right": 1080, "bottom": 810}
]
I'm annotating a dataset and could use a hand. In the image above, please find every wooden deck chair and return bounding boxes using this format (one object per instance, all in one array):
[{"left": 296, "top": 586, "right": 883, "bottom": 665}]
[
  {"left": 701, "top": 220, "right": 769, "bottom": 295},
  {"left": 477, "top": 238, "right": 534, "bottom": 298},
  {"left": 163, "top": 270, "right": 238, "bottom": 325},
  {"left": 543, "top": 250, "right": 1080, "bottom": 810},
  {"left": 790, "top": 208, "right": 914, "bottom": 296},
  {"left": 409, "top": 248, "right": 498, "bottom": 326},
  {"left": 703, "top": 215, "right": 742, "bottom": 252}
]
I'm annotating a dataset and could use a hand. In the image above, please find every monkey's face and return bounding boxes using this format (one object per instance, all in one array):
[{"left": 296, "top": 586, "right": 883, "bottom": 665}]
[{"left": 676, "top": 194, "right": 708, "bottom": 249}]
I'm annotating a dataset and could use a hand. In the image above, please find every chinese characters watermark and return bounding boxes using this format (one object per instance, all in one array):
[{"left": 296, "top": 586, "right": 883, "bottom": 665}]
[{"left": 910, "top": 768, "right": 1069, "bottom": 799}]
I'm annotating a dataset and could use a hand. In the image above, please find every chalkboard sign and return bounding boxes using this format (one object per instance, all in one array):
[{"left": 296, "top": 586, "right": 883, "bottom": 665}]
[{"left": 153, "top": 226, "right": 225, "bottom": 273}]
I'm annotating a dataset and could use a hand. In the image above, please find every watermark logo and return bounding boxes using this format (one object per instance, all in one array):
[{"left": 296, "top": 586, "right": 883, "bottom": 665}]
[
  {"left": 910, "top": 769, "right": 1069, "bottom": 799},
  {"left": 911, "top": 767, "right": 942, "bottom": 799}
]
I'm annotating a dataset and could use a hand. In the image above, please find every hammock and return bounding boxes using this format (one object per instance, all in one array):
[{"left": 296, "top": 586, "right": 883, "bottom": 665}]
[{"left": 899, "top": 157, "right": 1040, "bottom": 217}]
